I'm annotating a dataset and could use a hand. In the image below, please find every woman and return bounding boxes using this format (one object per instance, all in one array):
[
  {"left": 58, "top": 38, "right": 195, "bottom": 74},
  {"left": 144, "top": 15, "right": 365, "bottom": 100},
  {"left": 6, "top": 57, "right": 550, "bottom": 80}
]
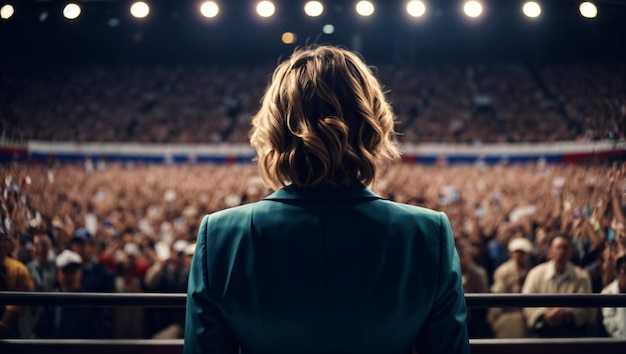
[{"left": 184, "top": 45, "right": 469, "bottom": 354}]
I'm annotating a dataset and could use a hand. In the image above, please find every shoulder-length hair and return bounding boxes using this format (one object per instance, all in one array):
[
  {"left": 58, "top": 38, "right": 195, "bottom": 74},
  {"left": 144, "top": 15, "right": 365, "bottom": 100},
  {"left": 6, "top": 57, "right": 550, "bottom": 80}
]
[{"left": 250, "top": 45, "right": 401, "bottom": 190}]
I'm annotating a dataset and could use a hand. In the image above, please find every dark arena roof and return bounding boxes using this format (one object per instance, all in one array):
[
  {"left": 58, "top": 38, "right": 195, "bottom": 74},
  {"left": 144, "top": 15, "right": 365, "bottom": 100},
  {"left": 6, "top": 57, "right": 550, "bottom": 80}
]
[{"left": 1, "top": 0, "right": 625, "bottom": 66}]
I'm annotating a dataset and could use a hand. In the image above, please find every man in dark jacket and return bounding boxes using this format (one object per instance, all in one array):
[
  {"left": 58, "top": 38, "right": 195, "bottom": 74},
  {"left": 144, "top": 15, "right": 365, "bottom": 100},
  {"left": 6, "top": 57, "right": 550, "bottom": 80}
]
[{"left": 34, "top": 250, "right": 111, "bottom": 339}]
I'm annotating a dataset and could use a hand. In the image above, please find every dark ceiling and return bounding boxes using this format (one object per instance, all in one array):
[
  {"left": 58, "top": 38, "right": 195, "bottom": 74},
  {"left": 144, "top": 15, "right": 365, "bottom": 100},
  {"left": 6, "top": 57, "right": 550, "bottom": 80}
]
[{"left": 1, "top": 0, "right": 625, "bottom": 66}]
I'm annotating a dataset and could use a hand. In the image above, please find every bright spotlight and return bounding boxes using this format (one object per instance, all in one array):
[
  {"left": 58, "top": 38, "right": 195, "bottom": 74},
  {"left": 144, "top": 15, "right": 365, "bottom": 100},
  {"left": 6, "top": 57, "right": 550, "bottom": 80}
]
[
  {"left": 407, "top": 1, "right": 426, "bottom": 18},
  {"left": 304, "top": 1, "right": 324, "bottom": 17},
  {"left": 63, "top": 3, "right": 81, "bottom": 20},
  {"left": 256, "top": 1, "right": 275, "bottom": 18},
  {"left": 1, "top": 4, "right": 15, "bottom": 19},
  {"left": 200, "top": 1, "right": 219, "bottom": 18},
  {"left": 281, "top": 32, "right": 297, "bottom": 44},
  {"left": 356, "top": 1, "right": 375, "bottom": 17},
  {"left": 130, "top": 1, "right": 150, "bottom": 19},
  {"left": 463, "top": 0, "right": 483, "bottom": 18},
  {"left": 522, "top": 1, "right": 541, "bottom": 18},
  {"left": 579, "top": 2, "right": 597, "bottom": 19},
  {"left": 322, "top": 24, "right": 334, "bottom": 34}
]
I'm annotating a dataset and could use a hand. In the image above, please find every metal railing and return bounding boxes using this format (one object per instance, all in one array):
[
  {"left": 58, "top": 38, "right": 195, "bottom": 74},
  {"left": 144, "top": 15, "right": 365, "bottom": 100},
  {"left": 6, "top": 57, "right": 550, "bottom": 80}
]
[
  {"left": 2, "top": 291, "right": 626, "bottom": 308},
  {"left": 2, "top": 292, "right": 626, "bottom": 354}
]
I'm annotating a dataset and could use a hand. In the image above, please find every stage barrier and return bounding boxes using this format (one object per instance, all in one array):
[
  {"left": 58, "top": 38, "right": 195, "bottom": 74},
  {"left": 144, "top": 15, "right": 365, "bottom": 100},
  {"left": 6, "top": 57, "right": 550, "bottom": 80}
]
[{"left": 1, "top": 292, "right": 626, "bottom": 354}]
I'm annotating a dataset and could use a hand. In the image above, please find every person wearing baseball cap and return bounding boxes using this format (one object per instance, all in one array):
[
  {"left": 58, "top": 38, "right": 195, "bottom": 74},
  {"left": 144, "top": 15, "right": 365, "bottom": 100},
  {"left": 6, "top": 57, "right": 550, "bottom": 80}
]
[
  {"left": 509, "top": 237, "right": 534, "bottom": 255},
  {"left": 55, "top": 250, "right": 83, "bottom": 292},
  {"left": 69, "top": 227, "right": 114, "bottom": 294},
  {"left": 69, "top": 227, "right": 92, "bottom": 262},
  {"left": 487, "top": 237, "right": 535, "bottom": 338},
  {"left": 33, "top": 249, "right": 112, "bottom": 339}
]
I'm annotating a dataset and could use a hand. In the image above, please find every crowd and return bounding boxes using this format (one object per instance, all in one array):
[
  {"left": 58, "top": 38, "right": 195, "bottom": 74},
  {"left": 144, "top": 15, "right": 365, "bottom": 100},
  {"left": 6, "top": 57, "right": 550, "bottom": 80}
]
[
  {"left": 1, "top": 62, "right": 624, "bottom": 144},
  {"left": 0, "top": 159, "right": 625, "bottom": 340},
  {"left": 0, "top": 54, "right": 625, "bottom": 342},
  {"left": 542, "top": 63, "right": 626, "bottom": 141}
]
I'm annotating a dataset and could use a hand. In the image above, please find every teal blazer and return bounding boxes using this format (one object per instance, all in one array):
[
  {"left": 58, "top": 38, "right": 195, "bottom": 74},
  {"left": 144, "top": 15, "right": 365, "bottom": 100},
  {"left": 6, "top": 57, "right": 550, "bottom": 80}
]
[{"left": 184, "top": 183, "right": 469, "bottom": 354}]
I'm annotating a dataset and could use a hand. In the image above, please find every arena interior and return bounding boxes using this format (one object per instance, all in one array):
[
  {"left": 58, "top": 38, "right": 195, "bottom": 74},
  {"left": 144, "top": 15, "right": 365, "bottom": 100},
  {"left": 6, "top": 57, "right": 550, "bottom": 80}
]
[{"left": 0, "top": 0, "right": 625, "bottom": 353}]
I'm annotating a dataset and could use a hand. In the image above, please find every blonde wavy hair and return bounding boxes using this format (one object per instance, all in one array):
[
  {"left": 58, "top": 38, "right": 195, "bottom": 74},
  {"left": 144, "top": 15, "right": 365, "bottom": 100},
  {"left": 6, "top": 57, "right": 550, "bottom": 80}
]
[{"left": 250, "top": 45, "right": 400, "bottom": 190}]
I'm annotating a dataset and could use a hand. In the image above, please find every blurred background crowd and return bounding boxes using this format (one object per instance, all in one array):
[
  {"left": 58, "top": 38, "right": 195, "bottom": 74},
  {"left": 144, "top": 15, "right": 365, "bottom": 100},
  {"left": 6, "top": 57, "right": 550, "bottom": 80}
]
[
  {"left": 1, "top": 62, "right": 624, "bottom": 145},
  {"left": 0, "top": 159, "right": 625, "bottom": 340},
  {"left": 1, "top": 0, "right": 625, "bottom": 347}
]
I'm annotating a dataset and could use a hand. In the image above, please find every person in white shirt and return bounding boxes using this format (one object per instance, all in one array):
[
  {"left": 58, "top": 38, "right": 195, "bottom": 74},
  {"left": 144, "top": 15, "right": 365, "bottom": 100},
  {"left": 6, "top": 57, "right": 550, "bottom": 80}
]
[
  {"left": 601, "top": 254, "right": 626, "bottom": 338},
  {"left": 522, "top": 235, "right": 594, "bottom": 337}
]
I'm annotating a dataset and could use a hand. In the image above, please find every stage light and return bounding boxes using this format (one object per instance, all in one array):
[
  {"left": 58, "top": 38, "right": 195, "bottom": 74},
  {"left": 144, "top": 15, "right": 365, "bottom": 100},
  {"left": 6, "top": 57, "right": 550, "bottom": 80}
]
[
  {"left": 0, "top": 4, "right": 14, "bottom": 19},
  {"left": 130, "top": 1, "right": 150, "bottom": 19},
  {"left": 281, "top": 32, "right": 297, "bottom": 44},
  {"left": 200, "top": 1, "right": 219, "bottom": 18},
  {"left": 463, "top": 0, "right": 483, "bottom": 18},
  {"left": 256, "top": 1, "right": 275, "bottom": 18},
  {"left": 579, "top": 2, "right": 597, "bottom": 18},
  {"left": 304, "top": 1, "right": 323, "bottom": 17},
  {"left": 407, "top": 1, "right": 426, "bottom": 18},
  {"left": 322, "top": 24, "right": 334, "bottom": 34},
  {"left": 522, "top": 1, "right": 541, "bottom": 18},
  {"left": 356, "top": 1, "right": 374, "bottom": 17},
  {"left": 63, "top": 3, "right": 81, "bottom": 20}
]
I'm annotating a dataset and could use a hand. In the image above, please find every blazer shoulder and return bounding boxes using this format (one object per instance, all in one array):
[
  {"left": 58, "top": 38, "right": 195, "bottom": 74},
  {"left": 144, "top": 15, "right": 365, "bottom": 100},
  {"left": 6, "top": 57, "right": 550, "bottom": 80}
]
[
  {"left": 204, "top": 202, "right": 258, "bottom": 222},
  {"left": 198, "top": 203, "right": 260, "bottom": 241}
]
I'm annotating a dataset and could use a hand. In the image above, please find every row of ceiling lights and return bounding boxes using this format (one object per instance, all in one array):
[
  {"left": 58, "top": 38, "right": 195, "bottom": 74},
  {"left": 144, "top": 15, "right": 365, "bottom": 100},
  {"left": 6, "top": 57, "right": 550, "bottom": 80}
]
[{"left": 0, "top": 1, "right": 601, "bottom": 21}]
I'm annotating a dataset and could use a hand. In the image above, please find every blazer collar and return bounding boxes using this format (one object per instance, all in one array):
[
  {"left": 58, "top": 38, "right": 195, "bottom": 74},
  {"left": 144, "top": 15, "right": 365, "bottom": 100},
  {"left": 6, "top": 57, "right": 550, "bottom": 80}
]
[{"left": 264, "top": 183, "right": 385, "bottom": 201}]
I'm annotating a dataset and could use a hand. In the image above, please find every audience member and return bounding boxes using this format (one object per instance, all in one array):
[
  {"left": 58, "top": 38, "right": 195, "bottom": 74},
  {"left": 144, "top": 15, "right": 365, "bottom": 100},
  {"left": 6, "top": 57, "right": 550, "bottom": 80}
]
[
  {"left": 522, "top": 235, "right": 594, "bottom": 337},
  {"left": 458, "top": 239, "right": 491, "bottom": 338},
  {"left": 26, "top": 232, "right": 57, "bottom": 292},
  {"left": 601, "top": 254, "right": 626, "bottom": 338},
  {"left": 110, "top": 241, "right": 148, "bottom": 339},
  {"left": 0, "top": 156, "right": 624, "bottom": 339},
  {"left": 33, "top": 250, "right": 111, "bottom": 339},
  {"left": 144, "top": 240, "right": 193, "bottom": 339},
  {"left": 1, "top": 62, "right": 623, "bottom": 144},
  {"left": 69, "top": 228, "right": 114, "bottom": 293},
  {"left": 0, "top": 227, "right": 35, "bottom": 339},
  {"left": 487, "top": 237, "right": 534, "bottom": 338}
]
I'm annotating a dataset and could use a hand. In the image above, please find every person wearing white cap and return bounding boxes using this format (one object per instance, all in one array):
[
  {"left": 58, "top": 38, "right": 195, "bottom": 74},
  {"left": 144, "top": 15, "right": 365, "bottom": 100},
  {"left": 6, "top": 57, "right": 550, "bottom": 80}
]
[
  {"left": 487, "top": 237, "right": 534, "bottom": 338},
  {"left": 55, "top": 249, "right": 83, "bottom": 292},
  {"left": 33, "top": 249, "right": 112, "bottom": 339}
]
